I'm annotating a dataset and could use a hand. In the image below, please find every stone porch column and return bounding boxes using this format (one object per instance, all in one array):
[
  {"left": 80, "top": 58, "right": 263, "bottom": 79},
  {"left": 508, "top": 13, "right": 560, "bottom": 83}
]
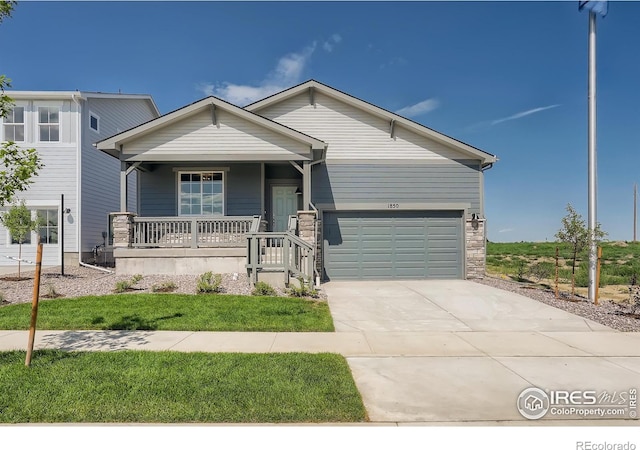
[
  {"left": 112, "top": 212, "right": 136, "bottom": 248},
  {"left": 297, "top": 210, "right": 320, "bottom": 284},
  {"left": 465, "top": 217, "right": 486, "bottom": 279}
]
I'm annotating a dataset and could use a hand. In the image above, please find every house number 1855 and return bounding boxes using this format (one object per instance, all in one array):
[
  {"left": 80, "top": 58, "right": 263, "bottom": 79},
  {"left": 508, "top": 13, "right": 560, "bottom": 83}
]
[{"left": 388, "top": 203, "right": 400, "bottom": 209}]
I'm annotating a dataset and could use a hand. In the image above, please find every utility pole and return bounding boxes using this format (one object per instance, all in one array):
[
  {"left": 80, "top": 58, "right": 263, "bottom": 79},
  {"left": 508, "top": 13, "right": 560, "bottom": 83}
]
[{"left": 579, "top": 0, "right": 608, "bottom": 304}]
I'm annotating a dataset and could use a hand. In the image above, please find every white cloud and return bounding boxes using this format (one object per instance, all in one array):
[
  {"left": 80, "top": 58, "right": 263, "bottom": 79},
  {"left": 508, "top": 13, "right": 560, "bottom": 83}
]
[
  {"left": 197, "top": 35, "right": 342, "bottom": 105},
  {"left": 498, "top": 228, "right": 514, "bottom": 233},
  {"left": 395, "top": 98, "right": 440, "bottom": 118},
  {"left": 491, "top": 104, "right": 561, "bottom": 126},
  {"left": 323, "top": 33, "right": 342, "bottom": 52}
]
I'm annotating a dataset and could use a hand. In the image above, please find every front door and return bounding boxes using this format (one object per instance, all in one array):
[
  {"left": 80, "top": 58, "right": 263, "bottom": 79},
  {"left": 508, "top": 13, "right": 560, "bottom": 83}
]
[{"left": 272, "top": 186, "right": 299, "bottom": 231}]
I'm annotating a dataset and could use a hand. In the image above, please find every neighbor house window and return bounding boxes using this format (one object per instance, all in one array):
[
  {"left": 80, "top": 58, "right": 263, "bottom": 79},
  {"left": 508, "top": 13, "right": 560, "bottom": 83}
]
[
  {"left": 38, "top": 106, "right": 60, "bottom": 141},
  {"left": 179, "top": 172, "right": 223, "bottom": 215},
  {"left": 90, "top": 113, "right": 99, "bottom": 132},
  {"left": 3, "top": 106, "right": 25, "bottom": 142},
  {"left": 37, "top": 209, "right": 58, "bottom": 244}
]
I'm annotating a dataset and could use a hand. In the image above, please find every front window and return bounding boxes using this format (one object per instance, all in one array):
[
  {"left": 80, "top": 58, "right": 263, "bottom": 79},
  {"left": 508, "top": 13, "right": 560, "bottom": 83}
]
[
  {"left": 3, "top": 106, "right": 25, "bottom": 142},
  {"left": 179, "top": 172, "right": 223, "bottom": 215},
  {"left": 38, "top": 106, "right": 60, "bottom": 141},
  {"left": 37, "top": 209, "right": 58, "bottom": 244}
]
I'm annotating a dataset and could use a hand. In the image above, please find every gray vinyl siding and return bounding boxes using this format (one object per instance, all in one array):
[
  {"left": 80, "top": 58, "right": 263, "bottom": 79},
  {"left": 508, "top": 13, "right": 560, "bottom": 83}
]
[
  {"left": 0, "top": 144, "right": 77, "bottom": 266},
  {"left": 122, "top": 109, "right": 310, "bottom": 159},
  {"left": 139, "top": 163, "right": 262, "bottom": 217},
  {"left": 0, "top": 99, "right": 79, "bottom": 266},
  {"left": 312, "top": 161, "right": 481, "bottom": 215},
  {"left": 80, "top": 98, "right": 157, "bottom": 253},
  {"left": 257, "top": 91, "right": 464, "bottom": 161},
  {"left": 227, "top": 164, "right": 262, "bottom": 216}
]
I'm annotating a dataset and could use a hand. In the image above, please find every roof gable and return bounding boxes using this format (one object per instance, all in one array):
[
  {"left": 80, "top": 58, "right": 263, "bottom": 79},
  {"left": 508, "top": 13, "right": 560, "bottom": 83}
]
[
  {"left": 246, "top": 80, "right": 497, "bottom": 165},
  {"left": 96, "top": 96, "right": 326, "bottom": 159}
]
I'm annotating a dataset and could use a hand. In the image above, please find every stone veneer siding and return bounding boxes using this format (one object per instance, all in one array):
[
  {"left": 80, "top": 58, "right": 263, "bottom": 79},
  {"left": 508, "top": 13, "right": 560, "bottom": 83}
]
[
  {"left": 465, "top": 218, "right": 486, "bottom": 279},
  {"left": 112, "top": 212, "right": 136, "bottom": 248},
  {"left": 297, "top": 210, "right": 322, "bottom": 278}
]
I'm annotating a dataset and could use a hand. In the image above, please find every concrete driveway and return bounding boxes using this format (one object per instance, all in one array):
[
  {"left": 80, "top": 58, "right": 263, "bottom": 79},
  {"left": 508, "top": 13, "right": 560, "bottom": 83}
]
[
  {"left": 324, "top": 279, "right": 610, "bottom": 332},
  {"left": 323, "top": 280, "right": 640, "bottom": 424}
]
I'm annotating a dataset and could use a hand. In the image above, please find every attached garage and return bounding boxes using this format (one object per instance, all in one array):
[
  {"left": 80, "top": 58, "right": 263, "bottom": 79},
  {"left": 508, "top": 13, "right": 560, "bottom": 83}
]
[{"left": 322, "top": 210, "right": 464, "bottom": 280}]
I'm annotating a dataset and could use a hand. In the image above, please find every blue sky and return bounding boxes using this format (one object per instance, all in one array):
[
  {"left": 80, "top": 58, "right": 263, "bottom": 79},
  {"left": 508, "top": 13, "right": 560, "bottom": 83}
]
[{"left": 2, "top": 1, "right": 639, "bottom": 242}]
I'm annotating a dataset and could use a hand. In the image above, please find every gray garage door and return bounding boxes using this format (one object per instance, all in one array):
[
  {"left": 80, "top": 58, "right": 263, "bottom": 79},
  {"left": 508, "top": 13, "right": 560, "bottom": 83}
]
[{"left": 323, "top": 210, "right": 463, "bottom": 280}]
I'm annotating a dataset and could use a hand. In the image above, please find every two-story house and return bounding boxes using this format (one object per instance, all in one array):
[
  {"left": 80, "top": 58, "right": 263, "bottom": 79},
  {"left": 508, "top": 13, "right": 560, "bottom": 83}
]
[{"left": 0, "top": 91, "right": 159, "bottom": 268}]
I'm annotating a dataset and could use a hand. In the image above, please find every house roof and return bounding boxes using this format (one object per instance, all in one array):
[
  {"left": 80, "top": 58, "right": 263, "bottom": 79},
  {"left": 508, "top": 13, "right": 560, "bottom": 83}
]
[
  {"left": 96, "top": 95, "right": 326, "bottom": 158},
  {"left": 7, "top": 90, "right": 160, "bottom": 117},
  {"left": 245, "top": 80, "right": 498, "bottom": 166}
]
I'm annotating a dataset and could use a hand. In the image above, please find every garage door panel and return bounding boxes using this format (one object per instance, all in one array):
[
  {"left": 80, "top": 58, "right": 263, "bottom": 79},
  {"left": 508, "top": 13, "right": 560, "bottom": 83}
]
[{"left": 323, "top": 210, "right": 462, "bottom": 280}]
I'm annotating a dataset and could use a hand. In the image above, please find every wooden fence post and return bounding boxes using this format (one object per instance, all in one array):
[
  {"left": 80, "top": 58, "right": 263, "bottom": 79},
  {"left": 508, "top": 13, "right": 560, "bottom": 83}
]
[
  {"left": 25, "top": 238, "right": 44, "bottom": 367},
  {"left": 555, "top": 246, "right": 559, "bottom": 299}
]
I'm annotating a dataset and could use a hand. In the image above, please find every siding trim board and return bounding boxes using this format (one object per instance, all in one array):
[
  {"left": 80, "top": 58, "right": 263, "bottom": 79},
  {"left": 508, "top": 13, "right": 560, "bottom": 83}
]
[{"left": 316, "top": 203, "right": 470, "bottom": 211}]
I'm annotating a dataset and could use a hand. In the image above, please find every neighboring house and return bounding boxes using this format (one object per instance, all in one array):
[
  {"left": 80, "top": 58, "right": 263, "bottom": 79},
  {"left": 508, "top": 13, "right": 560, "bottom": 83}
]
[
  {"left": 0, "top": 91, "right": 159, "bottom": 267},
  {"left": 97, "top": 80, "right": 497, "bottom": 283}
]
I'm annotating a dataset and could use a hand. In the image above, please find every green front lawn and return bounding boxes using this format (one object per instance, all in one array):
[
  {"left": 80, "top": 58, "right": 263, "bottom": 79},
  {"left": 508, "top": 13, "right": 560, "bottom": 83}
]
[
  {"left": 0, "top": 294, "right": 334, "bottom": 332},
  {"left": 0, "top": 350, "right": 366, "bottom": 423}
]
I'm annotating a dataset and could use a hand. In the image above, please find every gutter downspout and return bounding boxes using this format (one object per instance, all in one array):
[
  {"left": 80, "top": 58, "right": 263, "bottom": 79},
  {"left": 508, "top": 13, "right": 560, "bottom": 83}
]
[
  {"left": 79, "top": 261, "right": 114, "bottom": 274},
  {"left": 71, "top": 93, "right": 82, "bottom": 267}
]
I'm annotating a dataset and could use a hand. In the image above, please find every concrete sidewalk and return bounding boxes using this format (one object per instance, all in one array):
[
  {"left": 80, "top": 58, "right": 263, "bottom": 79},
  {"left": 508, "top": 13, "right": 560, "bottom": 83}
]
[{"left": 1, "top": 329, "right": 640, "bottom": 357}]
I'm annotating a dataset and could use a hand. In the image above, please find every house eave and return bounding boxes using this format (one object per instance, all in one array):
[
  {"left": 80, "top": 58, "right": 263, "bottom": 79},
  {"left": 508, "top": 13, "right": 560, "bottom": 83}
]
[{"left": 123, "top": 153, "right": 312, "bottom": 163}]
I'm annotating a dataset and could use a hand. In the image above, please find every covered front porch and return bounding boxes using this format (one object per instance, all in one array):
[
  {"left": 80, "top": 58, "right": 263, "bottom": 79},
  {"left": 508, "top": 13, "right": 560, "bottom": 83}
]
[{"left": 95, "top": 95, "right": 326, "bottom": 285}]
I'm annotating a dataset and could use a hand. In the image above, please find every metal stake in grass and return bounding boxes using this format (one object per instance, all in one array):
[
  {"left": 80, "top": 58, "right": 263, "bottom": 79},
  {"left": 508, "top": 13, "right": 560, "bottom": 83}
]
[{"left": 25, "top": 237, "right": 43, "bottom": 367}]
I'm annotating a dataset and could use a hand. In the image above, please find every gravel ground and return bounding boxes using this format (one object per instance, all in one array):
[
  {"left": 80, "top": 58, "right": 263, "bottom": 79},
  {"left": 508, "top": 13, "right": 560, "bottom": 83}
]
[
  {"left": 0, "top": 265, "right": 306, "bottom": 305},
  {"left": 474, "top": 276, "right": 640, "bottom": 332},
  {"left": 1, "top": 266, "right": 638, "bottom": 332}
]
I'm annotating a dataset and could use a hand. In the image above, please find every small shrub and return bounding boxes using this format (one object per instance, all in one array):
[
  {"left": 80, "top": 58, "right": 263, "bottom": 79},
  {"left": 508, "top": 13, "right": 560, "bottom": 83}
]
[
  {"left": 512, "top": 258, "right": 528, "bottom": 282},
  {"left": 131, "top": 274, "right": 143, "bottom": 284},
  {"left": 114, "top": 280, "right": 131, "bottom": 293},
  {"left": 196, "top": 272, "right": 222, "bottom": 294},
  {"left": 252, "top": 281, "right": 277, "bottom": 296},
  {"left": 529, "top": 261, "right": 553, "bottom": 283},
  {"left": 114, "top": 274, "right": 144, "bottom": 293},
  {"left": 151, "top": 281, "right": 177, "bottom": 293},
  {"left": 0, "top": 292, "right": 5, "bottom": 303},
  {"left": 288, "top": 276, "right": 318, "bottom": 298}
]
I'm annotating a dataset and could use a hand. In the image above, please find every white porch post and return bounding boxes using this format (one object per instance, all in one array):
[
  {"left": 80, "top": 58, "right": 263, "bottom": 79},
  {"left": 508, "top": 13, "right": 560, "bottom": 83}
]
[
  {"left": 120, "top": 160, "right": 128, "bottom": 212},
  {"left": 302, "top": 160, "right": 311, "bottom": 210}
]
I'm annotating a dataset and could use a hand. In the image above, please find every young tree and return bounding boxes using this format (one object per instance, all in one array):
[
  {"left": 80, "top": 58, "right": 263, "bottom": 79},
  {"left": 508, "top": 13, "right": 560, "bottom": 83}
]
[
  {"left": 0, "top": 202, "right": 39, "bottom": 278},
  {"left": 555, "top": 203, "right": 606, "bottom": 297},
  {"left": 1, "top": 2, "right": 43, "bottom": 207}
]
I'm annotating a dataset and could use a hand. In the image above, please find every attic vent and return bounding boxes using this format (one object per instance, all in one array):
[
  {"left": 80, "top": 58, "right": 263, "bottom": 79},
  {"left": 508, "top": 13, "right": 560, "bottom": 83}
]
[{"left": 90, "top": 112, "right": 99, "bottom": 132}]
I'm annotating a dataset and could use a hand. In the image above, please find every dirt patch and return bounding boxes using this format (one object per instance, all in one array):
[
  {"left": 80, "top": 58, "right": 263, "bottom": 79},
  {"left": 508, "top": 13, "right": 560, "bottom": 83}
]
[{"left": 0, "top": 276, "right": 32, "bottom": 282}]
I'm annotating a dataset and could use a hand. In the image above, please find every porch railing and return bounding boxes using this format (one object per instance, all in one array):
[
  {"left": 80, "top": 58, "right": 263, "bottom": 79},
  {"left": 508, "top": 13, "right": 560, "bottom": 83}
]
[
  {"left": 132, "top": 216, "right": 260, "bottom": 248},
  {"left": 246, "top": 231, "right": 315, "bottom": 285}
]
